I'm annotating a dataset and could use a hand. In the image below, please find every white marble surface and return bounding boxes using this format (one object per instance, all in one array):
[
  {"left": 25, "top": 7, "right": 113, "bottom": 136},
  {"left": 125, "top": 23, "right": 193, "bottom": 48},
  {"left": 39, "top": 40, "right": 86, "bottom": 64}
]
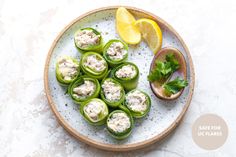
[{"left": 0, "top": 0, "right": 235, "bottom": 156}]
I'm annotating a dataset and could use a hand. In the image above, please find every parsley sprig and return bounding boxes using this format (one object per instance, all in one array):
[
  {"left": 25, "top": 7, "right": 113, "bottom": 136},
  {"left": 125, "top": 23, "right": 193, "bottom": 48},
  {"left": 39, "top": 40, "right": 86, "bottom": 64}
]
[
  {"left": 148, "top": 54, "right": 179, "bottom": 82},
  {"left": 148, "top": 53, "right": 188, "bottom": 96},
  {"left": 163, "top": 77, "right": 188, "bottom": 95}
]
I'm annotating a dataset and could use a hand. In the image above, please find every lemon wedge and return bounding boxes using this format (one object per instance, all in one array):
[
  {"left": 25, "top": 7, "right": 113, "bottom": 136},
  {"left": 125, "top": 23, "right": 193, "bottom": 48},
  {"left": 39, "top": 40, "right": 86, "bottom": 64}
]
[
  {"left": 116, "top": 7, "right": 141, "bottom": 44},
  {"left": 135, "top": 19, "right": 162, "bottom": 54}
]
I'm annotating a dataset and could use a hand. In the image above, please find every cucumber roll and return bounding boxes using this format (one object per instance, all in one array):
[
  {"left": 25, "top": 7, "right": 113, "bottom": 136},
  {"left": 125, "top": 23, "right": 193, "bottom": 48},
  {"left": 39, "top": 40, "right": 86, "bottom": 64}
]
[
  {"left": 106, "top": 109, "right": 133, "bottom": 139},
  {"left": 103, "top": 39, "right": 128, "bottom": 67},
  {"left": 111, "top": 62, "right": 139, "bottom": 91},
  {"left": 55, "top": 56, "right": 80, "bottom": 86},
  {"left": 80, "top": 98, "right": 109, "bottom": 126},
  {"left": 124, "top": 89, "right": 151, "bottom": 118},
  {"left": 68, "top": 76, "right": 100, "bottom": 104},
  {"left": 80, "top": 52, "right": 108, "bottom": 80},
  {"left": 100, "top": 78, "right": 125, "bottom": 108},
  {"left": 74, "top": 28, "right": 103, "bottom": 53}
]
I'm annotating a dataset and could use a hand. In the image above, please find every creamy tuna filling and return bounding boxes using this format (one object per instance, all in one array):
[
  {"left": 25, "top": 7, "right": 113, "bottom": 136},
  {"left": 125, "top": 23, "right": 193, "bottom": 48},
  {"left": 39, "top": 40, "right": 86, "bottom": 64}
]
[
  {"left": 84, "top": 101, "right": 105, "bottom": 122},
  {"left": 126, "top": 90, "right": 147, "bottom": 112},
  {"left": 73, "top": 80, "right": 95, "bottom": 99},
  {"left": 102, "top": 80, "right": 121, "bottom": 101},
  {"left": 84, "top": 55, "right": 106, "bottom": 72},
  {"left": 107, "top": 42, "right": 127, "bottom": 60},
  {"left": 107, "top": 112, "right": 130, "bottom": 133},
  {"left": 115, "top": 65, "right": 136, "bottom": 79},
  {"left": 75, "top": 30, "right": 100, "bottom": 48},
  {"left": 58, "top": 57, "right": 79, "bottom": 81}
]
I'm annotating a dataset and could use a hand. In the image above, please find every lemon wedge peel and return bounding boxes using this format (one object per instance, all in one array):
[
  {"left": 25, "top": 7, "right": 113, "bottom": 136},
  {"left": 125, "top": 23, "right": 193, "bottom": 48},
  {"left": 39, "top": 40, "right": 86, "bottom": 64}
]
[
  {"left": 135, "top": 18, "right": 163, "bottom": 54},
  {"left": 116, "top": 7, "right": 141, "bottom": 45}
]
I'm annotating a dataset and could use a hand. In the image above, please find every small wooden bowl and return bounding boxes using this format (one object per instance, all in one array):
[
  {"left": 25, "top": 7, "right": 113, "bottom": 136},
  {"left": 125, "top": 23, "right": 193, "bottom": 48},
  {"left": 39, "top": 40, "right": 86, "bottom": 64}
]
[{"left": 150, "top": 47, "right": 187, "bottom": 100}]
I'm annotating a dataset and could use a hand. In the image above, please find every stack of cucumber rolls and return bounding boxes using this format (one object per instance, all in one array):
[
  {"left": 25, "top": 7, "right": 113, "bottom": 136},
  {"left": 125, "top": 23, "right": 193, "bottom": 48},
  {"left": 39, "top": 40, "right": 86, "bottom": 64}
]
[{"left": 55, "top": 27, "right": 151, "bottom": 140}]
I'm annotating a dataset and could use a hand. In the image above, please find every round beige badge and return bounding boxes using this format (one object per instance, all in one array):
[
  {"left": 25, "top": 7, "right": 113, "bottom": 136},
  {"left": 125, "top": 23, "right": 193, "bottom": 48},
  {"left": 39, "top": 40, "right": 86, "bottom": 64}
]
[{"left": 192, "top": 114, "right": 228, "bottom": 150}]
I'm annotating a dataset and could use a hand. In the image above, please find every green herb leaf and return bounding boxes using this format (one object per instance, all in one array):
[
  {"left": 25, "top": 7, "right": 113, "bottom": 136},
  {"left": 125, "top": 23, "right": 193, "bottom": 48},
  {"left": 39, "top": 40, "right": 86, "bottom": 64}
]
[
  {"left": 163, "top": 77, "right": 188, "bottom": 95},
  {"left": 148, "top": 54, "right": 180, "bottom": 82},
  {"left": 147, "top": 68, "right": 162, "bottom": 82},
  {"left": 165, "top": 53, "right": 180, "bottom": 71}
]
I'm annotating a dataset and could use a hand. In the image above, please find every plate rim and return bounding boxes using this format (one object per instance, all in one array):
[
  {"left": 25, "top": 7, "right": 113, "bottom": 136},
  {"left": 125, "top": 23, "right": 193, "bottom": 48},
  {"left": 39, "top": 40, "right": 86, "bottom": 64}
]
[{"left": 44, "top": 5, "right": 195, "bottom": 151}]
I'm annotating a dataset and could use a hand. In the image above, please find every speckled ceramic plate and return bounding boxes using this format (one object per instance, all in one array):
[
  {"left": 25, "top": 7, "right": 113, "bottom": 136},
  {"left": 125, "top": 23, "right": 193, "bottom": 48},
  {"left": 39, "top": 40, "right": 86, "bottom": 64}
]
[{"left": 44, "top": 6, "right": 195, "bottom": 151}]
